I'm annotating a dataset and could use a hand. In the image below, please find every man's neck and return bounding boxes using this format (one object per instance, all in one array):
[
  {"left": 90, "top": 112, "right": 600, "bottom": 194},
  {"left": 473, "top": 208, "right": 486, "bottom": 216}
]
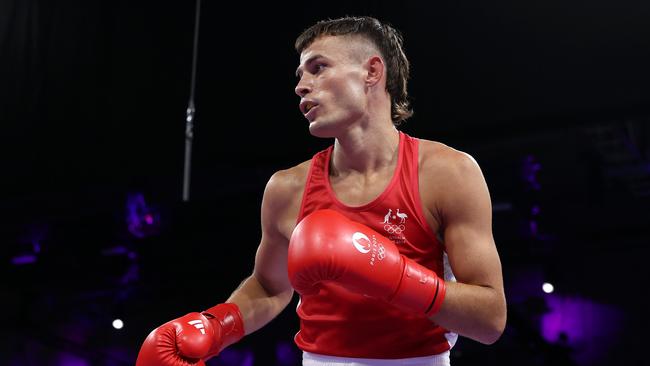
[{"left": 330, "top": 123, "right": 400, "bottom": 175}]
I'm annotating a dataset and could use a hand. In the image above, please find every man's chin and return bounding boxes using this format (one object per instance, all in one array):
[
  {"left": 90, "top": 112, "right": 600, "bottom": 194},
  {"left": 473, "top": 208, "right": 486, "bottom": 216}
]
[{"left": 308, "top": 121, "right": 334, "bottom": 138}]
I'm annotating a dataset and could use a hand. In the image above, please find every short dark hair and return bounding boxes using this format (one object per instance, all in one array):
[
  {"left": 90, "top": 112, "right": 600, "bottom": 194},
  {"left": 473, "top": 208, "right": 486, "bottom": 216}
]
[{"left": 295, "top": 16, "right": 413, "bottom": 125}]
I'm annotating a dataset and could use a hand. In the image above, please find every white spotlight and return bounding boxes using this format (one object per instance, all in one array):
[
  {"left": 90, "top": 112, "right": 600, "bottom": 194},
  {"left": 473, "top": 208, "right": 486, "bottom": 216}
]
[
  {"left": 112, "top": 318, "right": 124, "bottom": 330},
  {"left": 542, "top": 282, "right": 554, "bottom": 294}
]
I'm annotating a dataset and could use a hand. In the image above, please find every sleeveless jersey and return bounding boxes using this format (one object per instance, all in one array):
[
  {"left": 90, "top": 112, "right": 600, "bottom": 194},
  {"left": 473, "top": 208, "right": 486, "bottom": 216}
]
[{"left": 294, "top": 131, "right": 453, "bottom": 359}]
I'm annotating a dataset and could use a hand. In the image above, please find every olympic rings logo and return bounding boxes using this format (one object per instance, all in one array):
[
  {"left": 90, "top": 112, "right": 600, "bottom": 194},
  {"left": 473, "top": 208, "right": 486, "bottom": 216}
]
[
  {"left": 384, "top": 224, "right": 405, "bottom": 234},
  {"left": 377, "top": 245, "right": 386, "bottom": 260}
]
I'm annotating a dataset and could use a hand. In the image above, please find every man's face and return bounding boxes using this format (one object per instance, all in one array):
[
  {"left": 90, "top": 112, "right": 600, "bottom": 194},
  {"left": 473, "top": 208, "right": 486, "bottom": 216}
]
[{"left": 295, "top": 36, "right": 369, "bottom": 137}]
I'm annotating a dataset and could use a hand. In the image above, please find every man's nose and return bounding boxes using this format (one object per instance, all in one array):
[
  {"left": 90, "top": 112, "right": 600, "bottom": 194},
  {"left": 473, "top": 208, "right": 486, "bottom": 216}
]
[{"left": 295, "top": 78, "right": 311, "bottom": 98}]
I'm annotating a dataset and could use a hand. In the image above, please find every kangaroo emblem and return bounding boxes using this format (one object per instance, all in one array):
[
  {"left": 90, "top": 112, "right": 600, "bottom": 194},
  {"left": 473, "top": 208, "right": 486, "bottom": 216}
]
[{"left": 382, "top": 209, "right": 392, "bottom": 224}]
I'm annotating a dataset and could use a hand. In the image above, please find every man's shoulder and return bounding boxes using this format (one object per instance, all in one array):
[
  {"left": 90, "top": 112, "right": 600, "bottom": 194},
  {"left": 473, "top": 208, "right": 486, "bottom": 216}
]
[
  {"left": 416, "top": 138, "right": 488, "bottom": 211},
  {"left": 418, "top": 138, "right": 477, "bottom": 169},
  {"left": 260, "top": 159, "right": 313, "bottom": 215},
  {"left": 265, "top": 159, "right": 312, "bottom": 193}
]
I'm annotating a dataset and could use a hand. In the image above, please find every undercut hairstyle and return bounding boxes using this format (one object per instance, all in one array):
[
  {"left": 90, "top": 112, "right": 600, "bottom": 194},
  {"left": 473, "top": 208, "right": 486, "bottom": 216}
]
[{"left": 295, "top": 16, "right": 413, "bottom": 125}]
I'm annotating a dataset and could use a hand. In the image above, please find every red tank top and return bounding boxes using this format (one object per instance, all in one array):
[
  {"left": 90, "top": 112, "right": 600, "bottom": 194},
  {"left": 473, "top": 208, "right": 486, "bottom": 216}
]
[{"left": 294, "top": 131, "right": 452, "bottom": 359}]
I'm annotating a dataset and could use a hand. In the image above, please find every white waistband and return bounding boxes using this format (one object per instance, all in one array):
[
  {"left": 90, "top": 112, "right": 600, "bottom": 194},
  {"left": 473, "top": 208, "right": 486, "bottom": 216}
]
[{"left": 302, "top": 351, "right": 450, "bottom": 366}]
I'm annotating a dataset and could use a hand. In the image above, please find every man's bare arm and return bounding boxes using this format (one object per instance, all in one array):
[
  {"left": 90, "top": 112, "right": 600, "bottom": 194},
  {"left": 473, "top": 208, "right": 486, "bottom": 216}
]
[
  {"left": 225, "top": 171, "right": 296, "bottom": 335},
  {"left": 427, "top": 151, "right": 507, "bottom": 344}
]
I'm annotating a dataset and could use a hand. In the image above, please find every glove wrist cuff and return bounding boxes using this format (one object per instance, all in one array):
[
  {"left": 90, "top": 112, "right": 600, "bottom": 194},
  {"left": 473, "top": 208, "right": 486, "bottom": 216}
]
[
  {"left": 202, "top": 303, "right": 245, "bottom": 358},
  {"left": 391, "top": 260, "right": 446, "bottom": 317}
]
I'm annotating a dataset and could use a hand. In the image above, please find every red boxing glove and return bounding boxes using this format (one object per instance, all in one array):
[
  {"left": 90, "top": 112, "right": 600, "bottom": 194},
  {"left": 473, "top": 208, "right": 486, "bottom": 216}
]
[
  {"left": 135, "top": 303, "right": 244, "bottom": 366},
  {"left": 288, "top": 209, "right": 446, "bottom": 317}
]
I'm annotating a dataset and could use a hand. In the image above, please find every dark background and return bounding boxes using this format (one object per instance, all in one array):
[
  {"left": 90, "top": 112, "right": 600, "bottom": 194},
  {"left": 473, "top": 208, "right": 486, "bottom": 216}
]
[{"left": 2, "top": 0, "right": 649, "bottom": 365}]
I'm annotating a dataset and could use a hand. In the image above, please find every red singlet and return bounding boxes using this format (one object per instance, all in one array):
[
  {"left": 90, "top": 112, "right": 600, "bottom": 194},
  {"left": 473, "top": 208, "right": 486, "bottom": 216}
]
[{"left": 295, "top": 131, "right": 454, "bottom": 359}]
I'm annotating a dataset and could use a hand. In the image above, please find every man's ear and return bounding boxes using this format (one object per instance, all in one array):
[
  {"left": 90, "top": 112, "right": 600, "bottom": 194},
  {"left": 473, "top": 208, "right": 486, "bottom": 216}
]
[{"left": 365, "top": 55, "right": 385, "bottom": 87}]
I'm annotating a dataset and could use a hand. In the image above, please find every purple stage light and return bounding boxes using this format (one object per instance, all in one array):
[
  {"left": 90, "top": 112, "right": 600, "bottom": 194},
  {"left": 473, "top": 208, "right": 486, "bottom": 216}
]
[
  {"left": 522, "top": 155, "right": 542, "bottom": 191},
  {"left": 529, "top": 220, "right": 538, "bottom": 237},
  {"left": 531, "top": 205, "right": 541, "bottom": 215},
  {"left": 101, "top": 245, "right": 128, "bottom": 256},
  {"left": 541, "top": 295, "right": 624, "bottom": 365},
  {"left": 126, "top": 193, "right": 160, "bottom": 238},
  {"left": 208, "top": 348, "right": 254, "bottom": 366},
  {"left": 276, "top": 340, "right": 299, "bottom": 365},
  {"left": 13, "top": 222, "right": 49, "bottom": 265},
  {"left": 241, "top": 351, "right": 254, "bottom": 366},
  {"left": 120, "top": 262, "right": 140, "bottom": 284},
  {"left": 11, "top": 254, "right": 37, "bottom": 265},
  {"left": 56, "top": 352, "right": 89, "bottom": 366}
]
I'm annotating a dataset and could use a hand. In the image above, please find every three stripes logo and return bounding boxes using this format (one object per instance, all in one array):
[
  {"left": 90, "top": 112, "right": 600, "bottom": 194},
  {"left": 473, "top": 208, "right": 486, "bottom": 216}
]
[{"left": 187, "top": 319, "right": 206, "bottom": 335}]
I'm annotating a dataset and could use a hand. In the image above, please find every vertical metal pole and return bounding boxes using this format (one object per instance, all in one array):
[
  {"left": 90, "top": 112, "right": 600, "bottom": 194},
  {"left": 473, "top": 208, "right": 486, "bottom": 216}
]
[{"left": 183, "top": 0, "right": 201, "bottom": 202}]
